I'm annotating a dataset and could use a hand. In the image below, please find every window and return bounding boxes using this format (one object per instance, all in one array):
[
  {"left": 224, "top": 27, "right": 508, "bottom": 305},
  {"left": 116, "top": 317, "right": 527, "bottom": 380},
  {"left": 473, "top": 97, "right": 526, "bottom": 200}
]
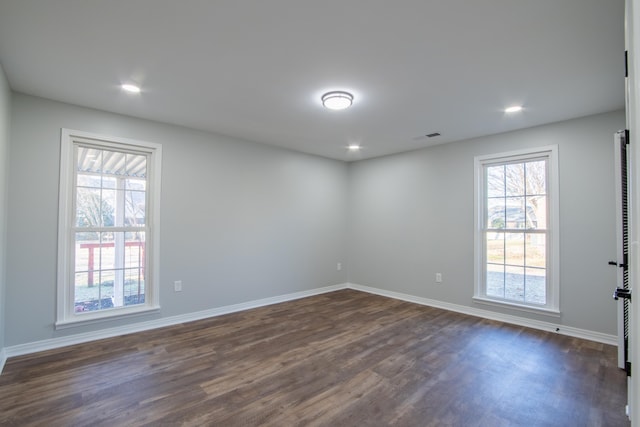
[
  {"left": 57, "top": 129, "right": 161, "bottom": 327},
  {"left": 474, "top": 146, "right": 559, "bottom": 314}
]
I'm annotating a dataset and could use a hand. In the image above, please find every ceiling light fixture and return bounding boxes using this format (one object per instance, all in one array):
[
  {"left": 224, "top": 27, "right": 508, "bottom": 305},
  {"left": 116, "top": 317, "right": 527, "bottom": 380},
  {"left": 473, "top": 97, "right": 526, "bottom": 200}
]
[
  {"left": 504, "top": 105, "right": 523, "bottom": 113},
  {"left": 347, "top": 144, "right": 361, "bottom": 151},
  {"left": 322, "top": 91, "right": 353, "bottom": 110},
  {"left": 121, "top": 84, "right": 141, "bottom": 93}
]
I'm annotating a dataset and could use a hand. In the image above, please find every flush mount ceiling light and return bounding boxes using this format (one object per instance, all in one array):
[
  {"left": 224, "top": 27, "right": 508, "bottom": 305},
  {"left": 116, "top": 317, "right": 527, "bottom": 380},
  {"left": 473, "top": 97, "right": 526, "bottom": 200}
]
[
  {"left": 121, "top": 83, "right": 141, "bottom": 93},
  {"left": 504, "top": 105, "right": 523, "bottom": 113},
  {"left": 322, "top": 91, "right": 353, "bottom": 110},
  {"left": 347, "top": 144, "right": 361, "bottom": 151}
]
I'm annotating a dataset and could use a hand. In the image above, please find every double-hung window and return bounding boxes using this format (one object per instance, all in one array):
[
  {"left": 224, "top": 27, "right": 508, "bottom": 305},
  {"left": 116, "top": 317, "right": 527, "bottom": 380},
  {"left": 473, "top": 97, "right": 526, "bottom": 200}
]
[
  {"left": 57, "top": 129, "right": 162, "bottom": 327},
  {"left": 474, "top": 146, "right": 559, "bottom": 314}
]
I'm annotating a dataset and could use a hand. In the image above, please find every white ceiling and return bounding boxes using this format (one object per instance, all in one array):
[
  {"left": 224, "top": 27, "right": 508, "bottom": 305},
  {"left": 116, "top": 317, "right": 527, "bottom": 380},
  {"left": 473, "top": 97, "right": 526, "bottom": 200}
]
[{"left": 0, "top": 0, "right": 626, "bottom": 161}]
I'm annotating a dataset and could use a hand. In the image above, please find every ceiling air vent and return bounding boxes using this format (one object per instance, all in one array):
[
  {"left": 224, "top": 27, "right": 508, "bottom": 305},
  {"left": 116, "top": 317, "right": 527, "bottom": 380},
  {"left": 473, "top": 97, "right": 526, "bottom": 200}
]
[{"left": 412, "top": 132, "right": 441, "bottom": 141}]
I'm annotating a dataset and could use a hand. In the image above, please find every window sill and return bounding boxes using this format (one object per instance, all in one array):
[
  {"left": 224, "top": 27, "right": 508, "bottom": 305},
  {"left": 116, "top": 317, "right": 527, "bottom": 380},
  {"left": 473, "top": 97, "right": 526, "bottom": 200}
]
[
  {"left": 55, "top": 305, "right": 161, "bottom": 330},
  {"left": 472, "top": 296, "right": 560, "bottom": 318}
]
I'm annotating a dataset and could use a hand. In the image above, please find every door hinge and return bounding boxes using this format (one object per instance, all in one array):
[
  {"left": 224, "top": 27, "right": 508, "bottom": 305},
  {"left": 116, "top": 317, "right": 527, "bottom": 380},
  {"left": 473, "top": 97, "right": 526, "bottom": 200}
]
[
  {"left": 626, "top": 361, "right": 631, "bottom": 376},
  {"left": 625, "top": 50, "right": 629, "bottom": 78},
  {"left": 625, "top": 129, "right": 630, "bottom": 145},
  {"left": 613, "top": 288, "right": 632, "bottom": 301}
]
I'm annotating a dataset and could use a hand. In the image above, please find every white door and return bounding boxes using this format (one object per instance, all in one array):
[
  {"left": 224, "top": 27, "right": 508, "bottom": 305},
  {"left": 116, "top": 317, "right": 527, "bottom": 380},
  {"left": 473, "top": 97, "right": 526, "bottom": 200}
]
[{"left": 614, "top": 130, "right": 631, "bottom": 372}]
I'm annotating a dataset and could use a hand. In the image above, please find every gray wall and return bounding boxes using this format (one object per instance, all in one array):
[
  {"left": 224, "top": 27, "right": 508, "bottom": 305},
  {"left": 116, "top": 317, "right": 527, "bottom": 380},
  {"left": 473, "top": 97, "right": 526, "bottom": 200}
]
[
  {"left": 3, "top": 92, "right": 625, "bottom": 346},
  {"left": 0, "top": 64, "right": 10, "bottom": 351},
  {"left": 5, "top": 93, "right": 348, "bottom": 345},
  {"left": 348, "top": 110, "right": 625, "bottom": 335}
]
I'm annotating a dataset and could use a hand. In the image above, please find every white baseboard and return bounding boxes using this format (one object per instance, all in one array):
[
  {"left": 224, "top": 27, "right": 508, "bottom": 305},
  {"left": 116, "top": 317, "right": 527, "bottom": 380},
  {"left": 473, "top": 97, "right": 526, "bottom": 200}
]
[
  {"left": 0, "top": 281, "right": 617, "bottom": 376},
  {"left": 3, "top": 283, "right": 348, "bottom": 361},
  {"left": 346, "top": 283, "right": 617, "bottom": 346},
  {"left": 0, "top": 348, "right": 6, "bottom": 374}
]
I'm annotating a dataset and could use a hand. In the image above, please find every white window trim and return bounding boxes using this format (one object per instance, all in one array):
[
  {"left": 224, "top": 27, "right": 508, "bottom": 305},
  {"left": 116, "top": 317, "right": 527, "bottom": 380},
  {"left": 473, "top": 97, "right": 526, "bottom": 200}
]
[
  {"left": 56, "top": 129, "right": 162, "bottom": 328},
  {"left": 473, "top": 145, "right": 560, "bottom": 316}
]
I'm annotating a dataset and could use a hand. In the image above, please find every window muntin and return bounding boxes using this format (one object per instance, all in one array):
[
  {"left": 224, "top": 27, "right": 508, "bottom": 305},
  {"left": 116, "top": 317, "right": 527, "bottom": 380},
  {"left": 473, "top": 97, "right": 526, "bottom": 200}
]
[
  {"left": 57, "top": 130, "right": 161, "bottom": 327},
  {"left": 474, "top": 147, "right": 559, "bottom": 314}
]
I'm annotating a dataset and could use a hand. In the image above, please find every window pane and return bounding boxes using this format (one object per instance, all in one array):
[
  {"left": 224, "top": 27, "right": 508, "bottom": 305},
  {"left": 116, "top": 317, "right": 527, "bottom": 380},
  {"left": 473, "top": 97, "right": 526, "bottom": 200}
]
[
  {"left": 486, "top": 231, "right": 504, "bottom": 264},
  {"left": 74, "top": 272, "right": 91, "bottom": 312},
  {"left": 102, "top": 150, "right": 126, "bottom": 176},
  {"left": 505, "top": 233, "right": 524, "bottom": 266},
  {"left": 525, "top": 160, "right": 546, "bottom": 196},
  {"left": 125, "top": 190, "right": 146, "bottom": 226},
  {"left": 525, "top": 234, "right": 546, "bottom": 268},
  {"left": 77, "top": 147, "right": 102, "bottom": 174},
  {"left": 505, "top": 197, "right": 526, "bottom": 229},
  {"left": 126, "top": 178, "right": 146, "bottom": 191},
  {"left": 101, "top": 189, "right": 117, "bottom": 227},
  {"left": 99, "top": 234, "right": 116, "bottom": 272},
  {"left": 76, "top": 187, "right": 103, "bottom": 227},
  {"left": 98, "top": 273, "right": 115, "bottom": 310},
  {"left": 124, "top": 268, "right": 145, "bottom": 306},
  {"left": 487, "top": 165, "right": 505, "bottom": 197},
  {"left": 524, "top": 197, "right": 539, "bottom": 229},
  {"left": 74, "top": 268, "right": 115, "bottom": 312},
  {"left": 127, "top": 154, "right": 147, "bottom": 177},
  {"left": 505, "top": 163, "right": 525, "bottom": 196},
  {"left": 486, "top": 264, "right": 504, "bottom": 298},
  {"left": 124, "top": 233, "right": 145, "bottom": 269},
  {"left": 74, "top": 272, "right": 89, "bottom": 292},
  {"left": 86, "top": 150, "right": 102, "bottom": 173},
  {"left": 75, "top": 232, "right": 99, "bottom": 283},
  {"left": 525, "top": 267, "right": 546, "bottom": 305},
  {"left": 504, "top": 265, "right": 525, "bottom": 302},
  {"left": 487, "top": 198, "right": 506, "bottom": 229},
  {"left": 99, "top": 270, "right": 115, "bottom": 294},
  {"left": 528, "top": 195, "right": 547, "bottom": 229},
  {"left": 73, "top": 231, "right": 146, "bottom": 312},
  {"left": 102, "top": 175, "right": 116, "bottom": 190},
  {"left": 77, "top": 173, "right": 100, "bottom": 189}
]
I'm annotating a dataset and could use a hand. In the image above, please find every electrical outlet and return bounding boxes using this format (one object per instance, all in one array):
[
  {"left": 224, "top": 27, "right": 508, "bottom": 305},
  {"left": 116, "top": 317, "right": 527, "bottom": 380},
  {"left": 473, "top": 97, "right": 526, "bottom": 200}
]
[
  {"left": 174, "top": 280, "right": 183, "bottom": 292},
  {"left": 337, "top": 262, "right": 342, "bottom": 271},
  {"left": 435, "top": 273, "right": 442, "bottom": 283}
]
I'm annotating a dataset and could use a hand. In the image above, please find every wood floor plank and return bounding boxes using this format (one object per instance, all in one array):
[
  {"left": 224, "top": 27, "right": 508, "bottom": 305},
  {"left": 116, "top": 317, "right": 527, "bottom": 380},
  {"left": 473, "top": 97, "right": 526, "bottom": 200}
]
[{"left": 0, "top": 289, "right": 629, "bottom": 426}]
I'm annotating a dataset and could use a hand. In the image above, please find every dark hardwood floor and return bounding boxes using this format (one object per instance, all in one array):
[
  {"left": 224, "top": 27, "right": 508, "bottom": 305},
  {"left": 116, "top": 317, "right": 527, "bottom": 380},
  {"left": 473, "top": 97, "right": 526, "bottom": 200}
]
[{"left": 0, "top": 290, "right": 629, "bottom": 426}]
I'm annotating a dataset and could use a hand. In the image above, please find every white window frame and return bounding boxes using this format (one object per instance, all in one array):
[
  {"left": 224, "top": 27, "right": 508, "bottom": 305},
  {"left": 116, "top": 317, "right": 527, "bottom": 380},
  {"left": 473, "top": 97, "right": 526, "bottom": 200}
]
[
  {"left": 473, "top": 145, "right": 560, "bottom": 316},
  {"left": 56, "top": 129, "right": 162, "bottom": 328}
]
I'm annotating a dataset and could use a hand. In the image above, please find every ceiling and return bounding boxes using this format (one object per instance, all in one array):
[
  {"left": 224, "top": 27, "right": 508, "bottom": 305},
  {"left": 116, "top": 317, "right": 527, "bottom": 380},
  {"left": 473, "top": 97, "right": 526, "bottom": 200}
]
[{"left": 0, "top": 0, "right": 626, "bottom": 161}]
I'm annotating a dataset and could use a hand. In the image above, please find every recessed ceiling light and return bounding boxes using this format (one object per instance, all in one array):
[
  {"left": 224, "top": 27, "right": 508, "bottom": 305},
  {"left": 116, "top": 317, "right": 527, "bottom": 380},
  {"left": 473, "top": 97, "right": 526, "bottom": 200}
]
[
  {"left": 121, "top": 84, "right": 141, "bottom": 93},
  {"left": 504, "top": 105, "right": 523, "bottom": 113},
  {"left": 322, "top": 91, "right": 353, "bottom": 110},
  {"left": 347, "top": 144, "right": 361, "bottom": 151}
]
